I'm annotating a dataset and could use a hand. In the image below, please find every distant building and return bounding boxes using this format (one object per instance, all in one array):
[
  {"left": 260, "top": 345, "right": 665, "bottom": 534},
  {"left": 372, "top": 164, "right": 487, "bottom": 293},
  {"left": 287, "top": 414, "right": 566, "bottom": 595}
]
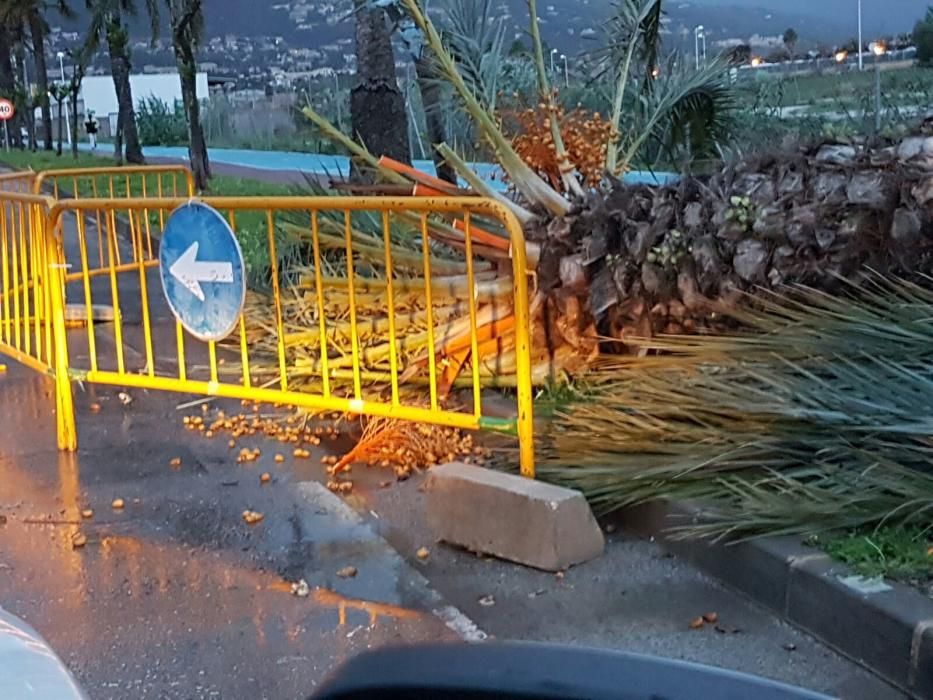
[{"left": 80, "top": 72, "right": 209, "bottom": 136}]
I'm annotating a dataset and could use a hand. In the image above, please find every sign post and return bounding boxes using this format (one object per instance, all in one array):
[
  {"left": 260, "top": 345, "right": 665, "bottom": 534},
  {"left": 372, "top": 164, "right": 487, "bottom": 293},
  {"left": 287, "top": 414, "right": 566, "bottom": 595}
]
[
  {"left": 0, "top": 98, "right": 15, "bottom": 152},
  {"left": 159, "top": 202, "right": 246, "bottom": 342}
]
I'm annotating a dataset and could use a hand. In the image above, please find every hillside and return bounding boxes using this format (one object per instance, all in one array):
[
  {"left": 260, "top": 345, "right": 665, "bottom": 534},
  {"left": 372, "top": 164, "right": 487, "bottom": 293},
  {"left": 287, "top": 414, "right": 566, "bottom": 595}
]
[{"left": 53, "top": 0, "right": 928, "bottom": 73}]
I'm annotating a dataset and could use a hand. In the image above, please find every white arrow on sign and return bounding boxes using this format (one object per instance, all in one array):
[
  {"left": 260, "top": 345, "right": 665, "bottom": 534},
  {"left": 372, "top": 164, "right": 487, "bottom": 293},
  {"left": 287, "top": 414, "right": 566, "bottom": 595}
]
[{"left": 169, "top": 241, "right": 234, "bottom": 302}]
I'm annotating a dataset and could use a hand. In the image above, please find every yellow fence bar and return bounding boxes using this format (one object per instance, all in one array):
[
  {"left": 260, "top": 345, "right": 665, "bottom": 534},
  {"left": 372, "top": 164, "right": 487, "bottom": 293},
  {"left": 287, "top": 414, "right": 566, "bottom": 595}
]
[
  {"left": 0, "top": 177, "right": 535, "bottom": 476},
  {"left": 33, "top": 165, "right": 195, "bottom": 200},
  {"left": 44, "top": 194, "right": 536, "bottom": 476}
]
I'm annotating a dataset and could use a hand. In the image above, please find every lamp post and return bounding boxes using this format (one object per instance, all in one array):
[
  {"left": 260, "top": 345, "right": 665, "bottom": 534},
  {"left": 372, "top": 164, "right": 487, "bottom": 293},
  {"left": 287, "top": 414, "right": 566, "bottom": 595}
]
[
  {"left": 550, "top": 48, "right": 558, "bottom": 74},
  {"left": 857, "top": 0, "right": 864, "bottom": 71},
  {"left": 56, "top": 52, "right": 71, "bottom": 147},
  {"left": 871, "top": 41, "right": 886, "bottom": 132},
  {"left": 561, "top": 54, "right": 569, "bottom": 87},
  {"left": 694, "top": 25, "right": 705, "bottom": 69}
]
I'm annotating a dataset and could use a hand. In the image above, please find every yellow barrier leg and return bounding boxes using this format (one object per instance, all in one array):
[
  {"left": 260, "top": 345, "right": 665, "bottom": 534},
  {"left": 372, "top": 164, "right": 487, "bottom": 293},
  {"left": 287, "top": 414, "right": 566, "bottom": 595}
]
[{"left": 48, "top": 224, "right": 77, "bottom": 451}]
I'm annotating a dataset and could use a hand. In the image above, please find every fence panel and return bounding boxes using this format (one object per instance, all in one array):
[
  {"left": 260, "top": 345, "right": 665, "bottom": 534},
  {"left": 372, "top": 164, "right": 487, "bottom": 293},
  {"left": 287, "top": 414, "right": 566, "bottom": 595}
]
[
  {"left": 48, "top": 195, "right": 535, "bottom": 476},
  {"left": 0, "top": 190, "right": 76, "bottom": 449}
]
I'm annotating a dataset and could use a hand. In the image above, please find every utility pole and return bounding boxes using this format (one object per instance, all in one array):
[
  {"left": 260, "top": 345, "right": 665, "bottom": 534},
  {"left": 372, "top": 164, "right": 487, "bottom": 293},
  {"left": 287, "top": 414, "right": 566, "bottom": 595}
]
[
  {"left": 57, "top": 52, "right": 71, "bottom": 147},
  {"left": 694, "top": 26, "right": 704, "bottom": 70},
  {"left": 857, "top": 0, "right": 864, "bottom": 71}
]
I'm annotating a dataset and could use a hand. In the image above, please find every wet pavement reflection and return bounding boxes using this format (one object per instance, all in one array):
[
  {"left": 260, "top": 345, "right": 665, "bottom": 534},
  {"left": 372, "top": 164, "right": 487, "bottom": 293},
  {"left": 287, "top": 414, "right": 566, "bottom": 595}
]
[{"left": 0, "top": 362, "right": 455, "bottom": 699}]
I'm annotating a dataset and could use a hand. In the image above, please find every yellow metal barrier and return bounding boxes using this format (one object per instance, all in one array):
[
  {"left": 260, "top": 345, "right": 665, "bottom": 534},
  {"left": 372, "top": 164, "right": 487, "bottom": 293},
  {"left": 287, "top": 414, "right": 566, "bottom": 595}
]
[
  {"left": 43, "top": 193, "right": 536, "bottom": 477},
  {"left": 0, "top": 189, "right": 76, "bottom": 448},
  {"left": 33, "top": 165, "right": 195, "bottom": 200},
  {"left": 0, "top": 171, "right": 38, "bottom": 193}
]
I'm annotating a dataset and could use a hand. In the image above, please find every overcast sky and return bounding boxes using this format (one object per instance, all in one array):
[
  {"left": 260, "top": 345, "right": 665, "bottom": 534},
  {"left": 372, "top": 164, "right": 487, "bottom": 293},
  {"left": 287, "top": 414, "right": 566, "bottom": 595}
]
[{"left": 692, "top": 0, "right": 929, "bottom": 36}]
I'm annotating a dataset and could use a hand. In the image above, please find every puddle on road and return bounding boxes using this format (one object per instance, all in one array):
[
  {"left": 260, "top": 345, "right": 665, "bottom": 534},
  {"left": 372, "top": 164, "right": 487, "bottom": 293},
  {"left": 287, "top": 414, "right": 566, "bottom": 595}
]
[{"left": 0, "top": 418, "right": 449, "bottom": 668}]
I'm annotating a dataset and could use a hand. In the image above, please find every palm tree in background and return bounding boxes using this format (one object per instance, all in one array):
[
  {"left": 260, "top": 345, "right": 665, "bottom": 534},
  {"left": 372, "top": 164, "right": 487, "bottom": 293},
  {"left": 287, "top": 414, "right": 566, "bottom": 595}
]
[
  {"left": 165, "top": 0, "right": 208, "bottom": 189},
  {"left": 0, "top": 0, "right": 73, "bottom": 151},
  {"left": 350, "top": 0, "right": 410, "bottom": 182},
  {"left": 85, "top": 0, "right": 159, "bottom": 164}
]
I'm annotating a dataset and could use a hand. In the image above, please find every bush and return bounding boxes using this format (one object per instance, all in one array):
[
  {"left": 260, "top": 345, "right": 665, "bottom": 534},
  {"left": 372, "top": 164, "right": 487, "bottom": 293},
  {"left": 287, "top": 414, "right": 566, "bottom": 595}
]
[
  {"left": 136, "top": 95, "right": 188, "bottom": 146},
  {"left": 914, "top": 7, "right": 933, "bottom": 66}
]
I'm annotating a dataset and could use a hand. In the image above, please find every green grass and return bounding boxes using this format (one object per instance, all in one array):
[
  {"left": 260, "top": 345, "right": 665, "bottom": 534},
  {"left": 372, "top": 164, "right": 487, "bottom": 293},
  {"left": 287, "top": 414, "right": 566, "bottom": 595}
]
[
  {"left": 0, "top": 148, "right": 303, "bottom": 288},
  {"left": 810, "top": 527, "right": 933, "bottom": 587},
  {"left": 736, "top": 64, "right": 933, "bottom": 110}
]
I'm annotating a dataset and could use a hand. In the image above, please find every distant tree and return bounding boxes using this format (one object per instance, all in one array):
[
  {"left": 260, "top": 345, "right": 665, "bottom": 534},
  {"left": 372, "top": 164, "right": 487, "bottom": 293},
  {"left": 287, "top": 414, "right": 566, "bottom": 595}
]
[
  {"left": 783, "top": 27, "right": 798, "bottom": 56},
  {"left": 914, "top": 7, "right": 933, "bottom": 66},
  {"left": 765, "top": 48, "right": 789, "bottom": 64},
  {"left": 85, "top": 0, "right": 160, "bottom": 165},
  {"left": 66, "top": 46, "right": 91, "bottom": 158},
  {"left": 0, "top": 0, "right": 73, "bottom": 151},
  {"left": 509, "top": 38, "right": 526, "bottom": 56},
  {"left": 48, "top": 81, "right": 71, "bottom": 155},
  {"left": 165, "top": 0, "right": 210, "bottom": 190},
  {"left": 727, "top": 43, "right": 751, "bottom": 65}
]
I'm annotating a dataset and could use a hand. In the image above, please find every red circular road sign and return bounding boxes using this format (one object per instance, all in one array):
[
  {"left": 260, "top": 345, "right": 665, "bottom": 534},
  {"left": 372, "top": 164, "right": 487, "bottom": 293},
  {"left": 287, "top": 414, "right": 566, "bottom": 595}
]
[{"left": 0, "top": 99, "right": 15, "bottom": 121}]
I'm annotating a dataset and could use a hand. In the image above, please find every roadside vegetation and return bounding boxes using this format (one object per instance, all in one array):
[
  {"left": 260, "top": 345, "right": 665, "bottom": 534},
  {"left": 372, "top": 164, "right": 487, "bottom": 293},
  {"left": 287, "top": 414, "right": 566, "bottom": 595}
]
[{"left": 811, "top": 528, "right": 933, "bottom": 596}]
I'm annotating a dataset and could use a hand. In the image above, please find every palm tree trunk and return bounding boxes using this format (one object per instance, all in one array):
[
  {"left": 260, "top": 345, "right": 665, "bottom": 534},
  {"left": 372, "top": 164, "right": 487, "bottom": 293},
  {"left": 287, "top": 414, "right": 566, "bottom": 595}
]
[
  {"left": 113, "top": 110, "right": 123, "bottom": 164},
  {"left": 414, "top": 54, "right": 456, "bottom": 184},
  {"left": 171, "top": 9, "right": 210, "bottom": 191},
  {"left": 55, "top": 98, "right": 63, "bottom": 155},
  {"left": 106, "top": 16, "right": 144, "bottom": 164},
  {"left": 350, "top": 0, "right": 410, "bottom": 182},
  {"left": 69, "top": 87, "right": 79, "bottom": 158},
  {"left": 14, "top": 42, "right": 36, "bottom": 151},
  {"left": 0, "top": 29, "right": 19, "bottom": 148},
  {"left": 27, "top": 11, "right": 52, "bottom": 151}
]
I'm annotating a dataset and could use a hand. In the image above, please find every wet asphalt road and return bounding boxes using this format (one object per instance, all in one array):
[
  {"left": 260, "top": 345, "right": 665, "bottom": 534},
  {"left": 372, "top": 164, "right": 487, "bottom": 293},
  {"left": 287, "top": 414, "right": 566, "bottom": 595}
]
[
  {"left": 0, "top": 173, "right": 911, "bottom": 699},
  {"left": 0, "top": 361, "right": 462, "bottom": 699}
]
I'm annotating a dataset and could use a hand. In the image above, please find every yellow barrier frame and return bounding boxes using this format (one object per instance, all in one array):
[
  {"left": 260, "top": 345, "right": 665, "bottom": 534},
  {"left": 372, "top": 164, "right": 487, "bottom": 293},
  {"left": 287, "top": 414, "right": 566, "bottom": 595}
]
[
  {"left": 0, "top": 188, "right": 76, "bottom": 448},
  {"left": 38, "top": 191, "right": 536, "bottom": 477},
  {"left": 33, "top": 165, "right": 195, "bottom": 200}
]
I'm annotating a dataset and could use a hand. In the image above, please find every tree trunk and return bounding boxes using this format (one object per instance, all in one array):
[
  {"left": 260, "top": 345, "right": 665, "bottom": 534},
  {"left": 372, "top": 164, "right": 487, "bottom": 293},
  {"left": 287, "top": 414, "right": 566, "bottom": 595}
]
[
  {"left": 27, "top": 12, "right": 52, "bottom": 151},
  {"left": 14, "top": 42, "right": 36, "bottom": 151},
  {"left": 172, "top": 28, "right": 210, "bottom": 191},
  {"left": 350, "top": 1, "right": 409, "bottom": 182},
  {"left": 113, "top": 110, "right": 123, "bottom": 163},
  {"left": 414, "top": 54, "right": 456, "bottom": 184},
  {"left": 0, "top": 29, "right": 19, "bottom": 148},
  {"left": 534, "top": 138, "right": 933, "bottom": 361},
  {"left": 69, "top": 75, "right": 81, "bottom": 159},
  {"left": 106, "top": 17, "right": 144, "bottom": 164}
]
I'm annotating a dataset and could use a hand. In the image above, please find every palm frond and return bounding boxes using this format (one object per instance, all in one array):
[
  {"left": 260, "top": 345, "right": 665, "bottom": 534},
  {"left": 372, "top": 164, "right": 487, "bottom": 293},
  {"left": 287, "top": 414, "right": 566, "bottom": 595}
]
[
  {"left": 440, "top": 0, "right": 506, "bottom": 110},
  {"left": 537, "top": 276, "right": 933, "bottom": 540},
  {"left": 616, "top": 57, "right": 735, "bottom": 171}
]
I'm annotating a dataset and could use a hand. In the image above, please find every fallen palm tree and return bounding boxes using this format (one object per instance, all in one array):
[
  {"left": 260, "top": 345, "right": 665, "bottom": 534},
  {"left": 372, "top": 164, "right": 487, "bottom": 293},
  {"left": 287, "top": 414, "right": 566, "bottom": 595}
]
[
  {"left": 281, "top": 0, "right": 933, "bottom": 396},
  {"left": 536, "top": 275, "right": 933, "bottom": 539}
]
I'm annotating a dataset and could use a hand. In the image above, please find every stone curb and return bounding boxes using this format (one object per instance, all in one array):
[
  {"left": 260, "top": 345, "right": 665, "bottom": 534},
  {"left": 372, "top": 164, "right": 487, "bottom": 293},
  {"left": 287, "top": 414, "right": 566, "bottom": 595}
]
[{"left": 617, "top": 501, "right": 933, "bottom": 699}]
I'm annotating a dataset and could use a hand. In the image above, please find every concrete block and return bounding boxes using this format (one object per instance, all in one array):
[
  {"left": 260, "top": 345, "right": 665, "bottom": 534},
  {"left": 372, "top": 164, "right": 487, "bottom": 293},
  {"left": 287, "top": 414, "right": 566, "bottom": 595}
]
[
  {"left": 426, "top": 463, "right": 605, "bottom": 571},
  {"left": 912, "top": 621, "right": 933, "bottom": 699}
]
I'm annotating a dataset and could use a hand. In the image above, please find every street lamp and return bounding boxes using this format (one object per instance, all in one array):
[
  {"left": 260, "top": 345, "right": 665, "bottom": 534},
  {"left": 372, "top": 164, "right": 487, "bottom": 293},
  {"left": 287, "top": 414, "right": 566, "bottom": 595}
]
[
  {"left": 870, "top": 41, "right": 887, "bottom": 132},
  {"left": 751, "top": 56, "right": 763, "bottom": 67},
  {"left": 694, "top": 25, "right": 705, "bottom": 70},
  {"left": 550, "top": 48, "right": 558, "bottom": 74},
  {"left": 560, "top": 54, "right": 569, "bottom": 88},
  {"left": 56, "top": 51, "right": 71, "bottom": 147},
  {"left": 834, "top": 50, "right": 848, "bottom": 63},
  {"left": 857, "top": 0, "right": 864, "bottom": 71}
]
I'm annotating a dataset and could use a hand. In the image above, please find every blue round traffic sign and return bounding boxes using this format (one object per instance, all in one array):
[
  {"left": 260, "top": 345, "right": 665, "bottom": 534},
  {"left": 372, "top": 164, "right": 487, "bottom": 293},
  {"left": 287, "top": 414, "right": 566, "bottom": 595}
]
[{"left": 159, "top": 202, "right": 246, "bottom": 342}]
